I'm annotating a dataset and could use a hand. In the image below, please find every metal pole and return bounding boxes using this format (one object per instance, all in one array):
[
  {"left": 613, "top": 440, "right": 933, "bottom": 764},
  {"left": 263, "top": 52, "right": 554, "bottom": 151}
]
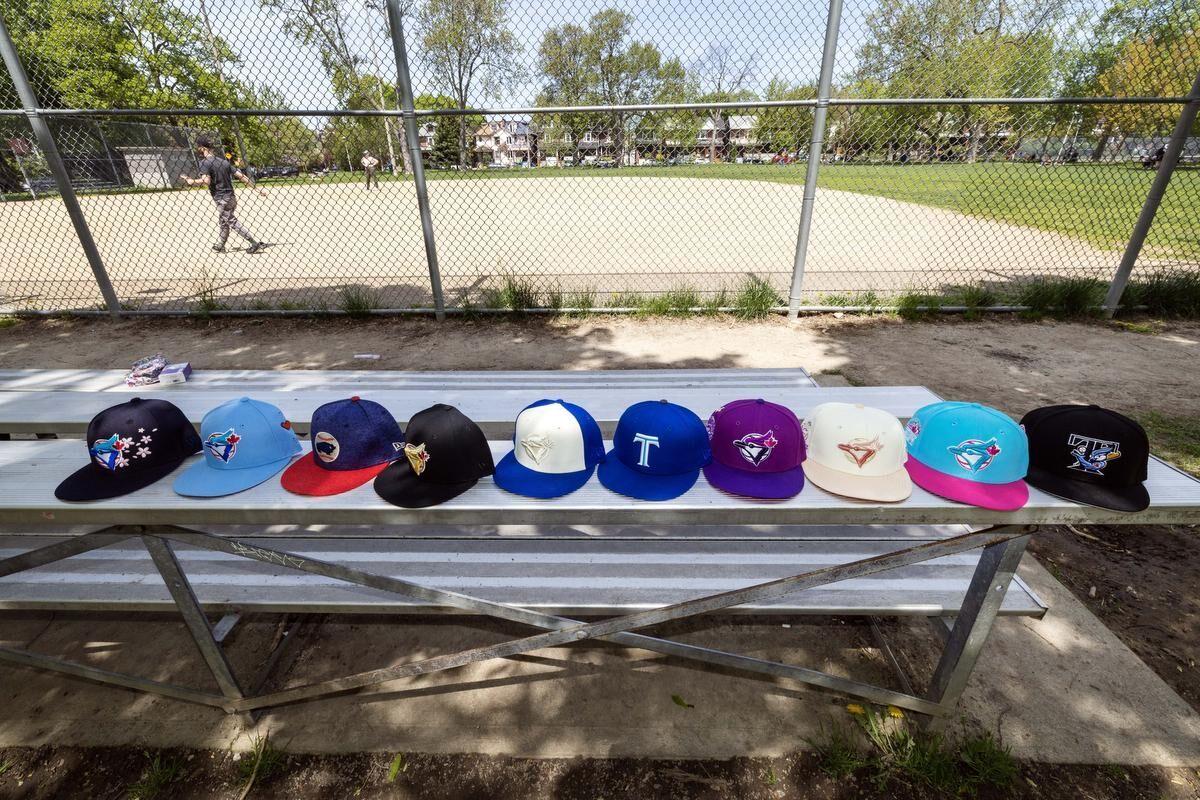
[
  {"left": 385, "top": 0, "right": 446, "bottom": 320},
  {"left": 1103, "top": 68, "right": 1200, "bottom": 318},
  {"left": 787, "top": 0, "right": 843, "bottom": 319},
  {"left": 0, "top": 15, "right": 120, "bottom": 317}
]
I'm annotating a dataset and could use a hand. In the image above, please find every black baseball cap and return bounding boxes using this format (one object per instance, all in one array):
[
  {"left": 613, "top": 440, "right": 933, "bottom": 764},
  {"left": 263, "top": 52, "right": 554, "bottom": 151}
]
[
  {"left": 374, "top": 404, "right": 495, "bottom": 508},
  {"left": 1020, "top": 404, "right": 1150, "bottom": 512},
  {"left": 56, "top": 398, "right": 202, "bottom": 501}
]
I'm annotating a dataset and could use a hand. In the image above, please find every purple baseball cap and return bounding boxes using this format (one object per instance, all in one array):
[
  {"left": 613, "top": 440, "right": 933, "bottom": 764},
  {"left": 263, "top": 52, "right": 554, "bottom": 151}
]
[{"left": 702, "top": 399, "right": 805, "bottom": 499}]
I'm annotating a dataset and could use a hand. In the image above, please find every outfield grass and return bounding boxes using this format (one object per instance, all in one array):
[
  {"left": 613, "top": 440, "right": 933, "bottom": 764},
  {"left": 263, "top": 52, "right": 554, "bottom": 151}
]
[{"left": 278, "top": 161, "right": 1199, "bottom": 259}]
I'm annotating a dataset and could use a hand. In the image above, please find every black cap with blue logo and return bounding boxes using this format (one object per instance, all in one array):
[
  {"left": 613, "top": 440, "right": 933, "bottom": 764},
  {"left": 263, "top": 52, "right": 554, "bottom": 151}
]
[
  {"left": 56, "top": 398, "right": 202, "bottom": 501},
  {"left": 1020, "top": 404, "right": 1149, "bottom": 512}
]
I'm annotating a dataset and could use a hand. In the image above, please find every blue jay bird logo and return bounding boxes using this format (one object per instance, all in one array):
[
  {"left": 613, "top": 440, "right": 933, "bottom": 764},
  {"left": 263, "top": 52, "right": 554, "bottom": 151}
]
[
  {"left": 90, "top": 434, "right": 127, "bottom": 471},
  {"left": 1067, "top": 434, "right": 1120, "bottom": 475},
  {"left": 947, "top": 438, "right": 1002, "bottom": 473},
  {"left": 205, "top": 428, "right": 241, "bottom": 463}
]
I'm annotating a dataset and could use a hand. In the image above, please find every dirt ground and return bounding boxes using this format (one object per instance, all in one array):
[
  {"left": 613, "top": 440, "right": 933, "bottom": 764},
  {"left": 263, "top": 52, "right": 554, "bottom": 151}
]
[
  {"left": 0, "top": 313, "right": 1198, "bottom": 798},
  {"left": 1, "top": 745, "right": 1198, "bottom": 800},
  {"left": 2, "top": 314, "right": 1199, "bottom": 422},
  {"left": 0, "top": 178, "right": 1120, "bottom": 311}
]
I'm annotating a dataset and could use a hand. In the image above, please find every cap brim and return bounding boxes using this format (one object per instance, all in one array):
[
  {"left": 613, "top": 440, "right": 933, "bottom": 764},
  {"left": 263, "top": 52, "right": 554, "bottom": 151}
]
[
  {"left": 281, "top": 452, "right": 394, "bottom": 496},
  {"left": 597, "top": 450, "right": 698, "bottom": 501},
  {"left": 702, "top": 459, "right": 804, "bottom": 499},
  {"left": 1025, "top": 464, "right": 1149, "bottom": 513},
  {"left": 494, "top": 450, "right": 594, "bottom": 499},
  {"left": 174, "top": 453, "right": 298, "bottom": 497},
  {"left": 802, "top": 458, "right": 911, "bottom": 502},
  {"left": 56, "top": 456, "right": 191, "bottom": 502},
  {"left": 905, "top": 457, "right": 1028, "bottom": 511},
  {"left": 373, "top": 460, "right": 479, "bottom": 508}
]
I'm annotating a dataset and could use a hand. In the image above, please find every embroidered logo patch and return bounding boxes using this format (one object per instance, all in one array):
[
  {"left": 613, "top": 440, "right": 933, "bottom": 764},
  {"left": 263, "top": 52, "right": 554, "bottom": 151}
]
[
  {"left": 90, "top": 429, "right": 153, "bottom": 471},
  {"left": 405, "top": 442, "right": 430, "bottom": 475},
  {"left": 904, "top": 418, "right": 921, "bottom": 444},
  {"left": 520, "top": 433, "right": 553, "bottom": 465},
  {"left": 733, "top": 430, "right": 778, "bottom": 467},
  {"left": 632, "top": 433, "right": 660, "bottom": 467},
  {"left": 838, "top": 435, "right": 883, "bottom": 469},
  {"left": 705, "top": 411, "right": 719, "bottom": 440},
  {"left": 948, "top": 438, "right": 1002, "bottom": 473},
  {"left": 314, "top": 432, "right": 340, "bottom": 463},
  {"left": 205, "top": 428, "right": 240, "bottom": 463},
  {"left": 1067, "top": 434, "right": 1121, "bottom": 475}
]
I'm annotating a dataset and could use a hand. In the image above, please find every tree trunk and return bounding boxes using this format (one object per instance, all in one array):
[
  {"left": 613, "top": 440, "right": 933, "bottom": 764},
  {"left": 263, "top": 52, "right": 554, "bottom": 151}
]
[
  {"left": 1091, "top": 122, "right": 1110, "bottom": 163},
  {"left": 965, "top": 120, "right": 985, "bottom": 163},
  {"left": 0, "top": 152, "right": 23, "bottom": 193},
  {"left": 709, "top": 110, "right": 721, "bottom": 162},
  {"left": 458, "top": 116, "right": 468, "bottom": 169}
]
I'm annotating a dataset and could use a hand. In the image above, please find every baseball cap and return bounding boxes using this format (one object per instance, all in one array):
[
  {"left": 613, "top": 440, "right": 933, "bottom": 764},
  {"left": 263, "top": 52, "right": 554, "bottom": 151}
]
[
  {"left": 174, "top": 397, "right": 302, "bottom": 497},
  {"left": 702, "top": 399, "right": 805, "bottom": 499},
  {"left": 904, "top": 401, "right": 1029, "bottom": 511},
  {"left": 598, "top": 400, "right": 711, "bottom": 501},
  {"left": 55, "top": 398, "right": 202, "bottom": 501},
  {"left": 374, "top": 404, "right": 494, "bottom": 508},
  {"left": 1021, "top": 404, "right": 1150, "bottom": 512},
  {"left": 801, "top": 402, "right": 912, "bottom": 502},
  {"left": 494, "top": 399, "right": 605, "bottom": 498},
  {"left": 281, "top": 396, "right": 406, "bottom": 496}
]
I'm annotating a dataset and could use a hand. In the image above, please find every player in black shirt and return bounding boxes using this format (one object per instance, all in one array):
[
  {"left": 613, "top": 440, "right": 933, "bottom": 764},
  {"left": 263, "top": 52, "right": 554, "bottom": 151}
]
[{"left": 179, "top": 136, "right": 267, "bottom": 254}]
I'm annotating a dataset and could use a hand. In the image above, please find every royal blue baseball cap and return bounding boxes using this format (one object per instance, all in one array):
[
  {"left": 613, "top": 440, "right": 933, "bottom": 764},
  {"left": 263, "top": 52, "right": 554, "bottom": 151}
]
[
  {"left": 494, "top": 399, "right": 606, "bottom": 498},
  {"left": 281, "top": 396, "right": 406, "bottom": 495},
  {"left": 904, "top": 401, "right": 1029, "bottom": 511},
  {"left": 174, "top": 397, "right": 302, "bottom": 497},
  {"left": 598, "top": 400, "right": 712, "bottom": 501}
]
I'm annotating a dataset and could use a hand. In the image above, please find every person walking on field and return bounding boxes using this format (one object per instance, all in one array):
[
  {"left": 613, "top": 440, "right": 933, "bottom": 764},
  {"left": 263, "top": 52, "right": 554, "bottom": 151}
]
[
  {"left": 361, "top": 149, "right": 380, "bottom": 189},
  {"left": 179, "top": 136, "right": 267, "bottom": 254}
]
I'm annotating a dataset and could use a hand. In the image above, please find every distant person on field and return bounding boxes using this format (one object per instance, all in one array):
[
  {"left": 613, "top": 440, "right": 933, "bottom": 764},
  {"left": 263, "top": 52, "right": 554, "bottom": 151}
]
[
  {"left": 361, "top": 149, "right": 380, "bottom": 189},
  {"left": 180, "top": 135, "right": 267, "bottom": 255}
]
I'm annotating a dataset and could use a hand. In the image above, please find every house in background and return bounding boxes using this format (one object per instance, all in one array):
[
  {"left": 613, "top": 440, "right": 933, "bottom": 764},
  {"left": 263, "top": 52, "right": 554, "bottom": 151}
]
[
  {"left": 474, "top": 119, "right": 538, "bottom": 166},
  {"left": 417, "top": 121, "right": 436, "bottom": 155},
  {"left": 694, "top": 115, "right": 760, "bottom": 161}
]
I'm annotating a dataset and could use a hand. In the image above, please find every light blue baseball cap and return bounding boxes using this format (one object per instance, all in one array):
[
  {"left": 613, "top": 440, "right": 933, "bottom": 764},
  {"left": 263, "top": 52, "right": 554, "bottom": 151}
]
[
  {"left": 903, "top": 401, "right": 1029, "bottom": 510},
  {"left": 174, "top": 397, "right": 302, "bottom": 497}
]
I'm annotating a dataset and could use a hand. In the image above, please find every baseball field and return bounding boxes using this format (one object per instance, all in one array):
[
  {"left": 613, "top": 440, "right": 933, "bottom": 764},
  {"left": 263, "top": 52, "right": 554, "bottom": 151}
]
[{"left": 0, "top": 162, "right": 1194, "bottom": 311}]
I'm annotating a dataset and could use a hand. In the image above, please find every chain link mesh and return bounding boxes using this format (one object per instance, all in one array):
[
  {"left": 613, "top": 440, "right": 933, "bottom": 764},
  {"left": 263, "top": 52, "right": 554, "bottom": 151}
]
[{"left": 0, "top": 0, "right": 1196, "bottom": 312}]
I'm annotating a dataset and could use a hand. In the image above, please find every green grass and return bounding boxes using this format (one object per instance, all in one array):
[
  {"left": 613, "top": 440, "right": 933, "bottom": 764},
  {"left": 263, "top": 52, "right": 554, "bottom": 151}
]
[
  {"left": 1120, "top": 271, "right": 1200, "bottom": 317},
  {"left": 1138, "top": 412, "right": 1200, "bottom": 477},
  {"left": 732, "top": 276, "right": 783, "bottom": 319},
  {"left": 238, "top": 733, "right": 287, "bottom": 788},
  {"left": 337, "top": 284, "right": 380, "bottom": 317},
  {"left": 0, "top": 316, "right": 20, "bottom": 329},
  {"left": 127, "top": 752, "right": 183, "bottom": 800}
]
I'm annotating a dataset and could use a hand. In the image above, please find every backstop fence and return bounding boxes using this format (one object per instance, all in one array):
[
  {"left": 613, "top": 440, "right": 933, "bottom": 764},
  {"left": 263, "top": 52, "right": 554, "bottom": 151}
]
[{"left": 0, "top": 0, "right": 1197, "bottom": 317}]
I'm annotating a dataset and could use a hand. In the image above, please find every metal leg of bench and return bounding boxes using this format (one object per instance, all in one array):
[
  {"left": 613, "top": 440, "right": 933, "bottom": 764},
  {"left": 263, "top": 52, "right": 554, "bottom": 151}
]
[
  {"left": 145, "top": 524, "right": 1028, "bottom": 715},
  {"left": 0, "top": 531, "right": 132, "bottom": 578},
  {"left": 142, "top": 536, "right": 254, "bottom": 725},
  {"left": 924, "top": 529, "right": 1032, "bottom": 728}
]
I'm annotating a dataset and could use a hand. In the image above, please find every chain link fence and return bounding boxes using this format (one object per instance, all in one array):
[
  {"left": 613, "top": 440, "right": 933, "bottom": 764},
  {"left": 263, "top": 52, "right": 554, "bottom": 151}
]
[{"left": 0, "top": 0, "right": 1196, "bottom": 315}]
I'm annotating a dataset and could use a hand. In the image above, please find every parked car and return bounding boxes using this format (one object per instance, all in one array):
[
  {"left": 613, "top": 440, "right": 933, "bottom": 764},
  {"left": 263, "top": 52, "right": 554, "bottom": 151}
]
[{"left": 253, "top": 165, "right": 299, "bottom": 179}]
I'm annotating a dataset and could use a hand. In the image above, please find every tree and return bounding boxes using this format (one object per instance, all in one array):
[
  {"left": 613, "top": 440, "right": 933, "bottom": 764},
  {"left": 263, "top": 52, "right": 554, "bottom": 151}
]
[
  {"left": 1098, "top": 29, "right": 1200, "bottom": 136},
  {"left": 536, "top": 10, "right": 673, "bottom": 166},
  {"left": 856, "top": 0, "right": 1066, "bottom": 161},
  {"left": 259, "top": 0, "right": 404, "bottom": 172},
  {"left": 756, "top": 79, "right": 815, "bottom": 159},
  {"left": 415, "top": 93, "right": 482, "bottom": 167},
  {"left": 418, "top": 0, "right": 521, "bottom": 167},
  {"left": 690, "top": 43, "right": 758, "bottom": 162}
]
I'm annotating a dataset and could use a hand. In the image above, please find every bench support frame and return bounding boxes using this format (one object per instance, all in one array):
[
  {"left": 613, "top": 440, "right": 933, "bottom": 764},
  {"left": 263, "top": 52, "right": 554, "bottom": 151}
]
[{"left": 0, "top": 523, "right": 1033, "bottom": 720}]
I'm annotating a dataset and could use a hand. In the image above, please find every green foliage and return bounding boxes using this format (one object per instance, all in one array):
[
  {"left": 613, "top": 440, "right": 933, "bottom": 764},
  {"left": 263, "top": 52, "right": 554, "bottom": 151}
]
[
  {"left": 237, "top": 734, "right": 286, "bottom": 784},
  {"left": 193, "top": 269, "right": 226, "bottom": 316},
  {"left": 386, "top": 753, "right": 408, "bottom": 783},
  {"left": 1016, "top": 278, "right": 1103, "bottom": 317},
  {"left": 642, "top": 286, "right": 701, "bottom": 316},
  {"left": 127, "top": 751, "right": 183, "bottom": 800},
  {"left": 811, "top": 727, "right": 870, "bottom": 777},
  {"left": 1136, "top": 411, "right": 1200, "bottom": 477},
  {"left": 488, "top": 275, "right": 538, "bottom": 311},
  {"left": 0, "top": 316, "right": 21, "bottom": 329},
  {"left": 337, "top": 284, "right": 380, "bottom": 317},
  {"left": 1121, "top": 271, "right": 1200, "bottom": 317},
  {"left": 958, "top": 732, "right": 1018, "bottom": 792},
  {"left": 896, "top": 292, "right": 943, "bottom": 319},
  {"left": 733, "top": 276, "right": 782, "bottom": 319},
  {"left": 757, "top": 79, "right": 816, "bottom": 156}
]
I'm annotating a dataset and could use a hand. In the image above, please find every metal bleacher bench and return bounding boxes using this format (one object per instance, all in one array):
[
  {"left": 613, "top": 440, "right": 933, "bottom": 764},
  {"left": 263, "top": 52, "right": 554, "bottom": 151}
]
[{"left": 1, "top": 368, "right": 1198, "bottom": 724}]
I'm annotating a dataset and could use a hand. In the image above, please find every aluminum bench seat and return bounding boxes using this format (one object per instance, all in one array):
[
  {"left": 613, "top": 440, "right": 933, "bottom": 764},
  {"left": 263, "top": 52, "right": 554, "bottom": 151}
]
[
  {"left": 0, "top": 368, "right": 942, "bottom": 437},
  {"left": 0, "top": 531, "right": 1047, "bottom": 617}
]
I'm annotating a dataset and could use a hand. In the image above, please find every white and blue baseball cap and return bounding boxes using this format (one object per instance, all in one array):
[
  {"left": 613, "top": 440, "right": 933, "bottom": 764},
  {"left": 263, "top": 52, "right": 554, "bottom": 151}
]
[
  {"left": 174, "top": 397, "right": 302, "bottom": 497},
  {"left": 494, "top": 399, "right": 605, "bottom": 498},
  {"left": 904, "top": 401, "right": 1029, "bottom": 510},
  {"left": 598, "top": 400, "right": 712, "bottom": 501}
]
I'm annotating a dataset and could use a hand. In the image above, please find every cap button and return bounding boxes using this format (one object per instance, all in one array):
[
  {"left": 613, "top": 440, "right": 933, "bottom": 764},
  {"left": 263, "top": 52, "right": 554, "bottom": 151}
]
[
  {"left": 350, "top": 395, "right": 360, "bottom": 403},
  {"left": 659, "top": 399, "right": 669, "bottom": 404},
  {"left": 756, "top": 398, "right": 765, "bottom": 405}
]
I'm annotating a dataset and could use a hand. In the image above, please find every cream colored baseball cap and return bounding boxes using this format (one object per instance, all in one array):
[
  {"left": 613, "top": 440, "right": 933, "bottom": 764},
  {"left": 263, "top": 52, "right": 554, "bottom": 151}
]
[{"left": 800, "top": 402, "right": 912, "bottom": 502}]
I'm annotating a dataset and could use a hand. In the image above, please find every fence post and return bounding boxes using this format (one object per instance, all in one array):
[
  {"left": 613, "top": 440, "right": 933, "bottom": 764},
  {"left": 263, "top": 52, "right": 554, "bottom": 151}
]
[
  {"left": 787, "top": 0, "right": 843, "bottom": 320},
  {"left": 0, "top": 14, "right": 120, "bottom": 318},
  {"left": 1103, "top": 69, "right": 1200, "bottom": 318},
  {"left": 384, "top": 0, "right": 446, "bottom": 320}
]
